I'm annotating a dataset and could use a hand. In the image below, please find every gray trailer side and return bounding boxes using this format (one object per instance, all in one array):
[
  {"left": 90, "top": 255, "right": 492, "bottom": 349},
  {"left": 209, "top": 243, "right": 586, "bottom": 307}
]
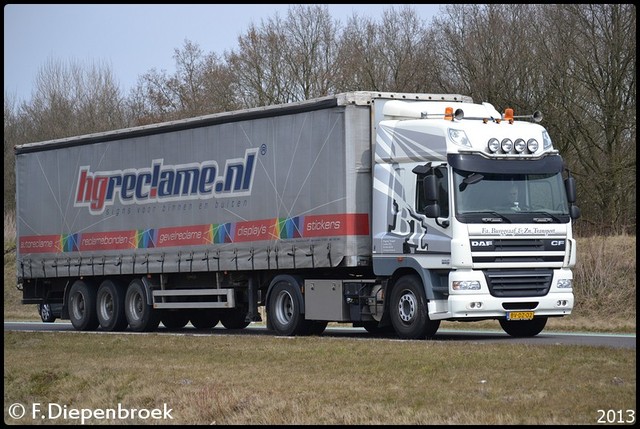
[{"left": 16, "top": 96, "right": 372, "bottom": 281}]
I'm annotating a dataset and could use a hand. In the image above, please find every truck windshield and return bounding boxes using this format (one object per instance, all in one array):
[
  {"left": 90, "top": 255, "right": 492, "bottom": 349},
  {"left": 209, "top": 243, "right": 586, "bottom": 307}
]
[{"left": 453, "top": 170, "right": 570, "bottom": 223}]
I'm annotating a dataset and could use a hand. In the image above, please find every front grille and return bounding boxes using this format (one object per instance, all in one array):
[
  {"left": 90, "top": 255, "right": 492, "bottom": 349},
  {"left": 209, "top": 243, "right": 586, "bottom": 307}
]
[
  {"left": 484, "top": 269, "right": 552, "bottom": 297},
  {"left": 470, "top": 238, "right": 566, "bottom": 264}
]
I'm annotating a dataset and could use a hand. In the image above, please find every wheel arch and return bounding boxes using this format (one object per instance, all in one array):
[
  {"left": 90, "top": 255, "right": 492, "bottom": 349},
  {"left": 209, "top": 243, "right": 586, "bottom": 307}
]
[
  {"left": 378, "top": 258, "right": 439, "bottom": 301},
  {"left": 139, "top": 276, "right": 156, "bottom": 307}
]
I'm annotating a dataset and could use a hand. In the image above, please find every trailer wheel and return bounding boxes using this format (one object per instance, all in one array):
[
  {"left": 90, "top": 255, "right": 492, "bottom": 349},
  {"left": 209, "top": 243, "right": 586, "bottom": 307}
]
[
  {"left": 125, "top": 279, "right": 160, "bottom": 332},
  {"left": 96, "top": 279, "right": 128, "bottom": 331},
  {"left": 267, "top": 280, "right": 307, "bottom": 336},
  {"left": 161, "top": 310, "right": 190, "bottom": 330},
  {"left": 190, "top": 310, "right": 220, "bottom": 330},
  {"left": 499, "top": 317, "right": 548, "bottom": 337},
  {"left": 220, "top": 310, "right": 251, "bottom": 330},
  {"left": 389, "top": 275, "right": 440, "bottom": 339},
  {"left": 68, "top": 280, "right": 99, "bottom": 331}
]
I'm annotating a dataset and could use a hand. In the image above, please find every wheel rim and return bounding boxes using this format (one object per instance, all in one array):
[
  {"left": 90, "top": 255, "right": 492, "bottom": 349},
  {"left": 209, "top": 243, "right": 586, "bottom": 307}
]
[
  {"left": 397, "top": 290, "right": 417, "bottom": 323},
  {"left": 42, "top": 305, "right": 52, "bottom": 320},
  {"left": 128, "top": 291, "right": 144, "bottom": 322},
  {"left": 70, "top": 293, "right": 85, "bottom": 321},
  {"left": 274, "top": 290, "right": 294, "bottom": 325},
  {"left": 99, "top": 292, "right": 114, "bottom": 322}
]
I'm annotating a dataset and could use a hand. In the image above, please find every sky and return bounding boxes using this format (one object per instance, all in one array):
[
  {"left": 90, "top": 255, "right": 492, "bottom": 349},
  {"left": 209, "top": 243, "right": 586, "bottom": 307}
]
[{"left": 4, "top": 4, "right": 442, "bottom": 103}]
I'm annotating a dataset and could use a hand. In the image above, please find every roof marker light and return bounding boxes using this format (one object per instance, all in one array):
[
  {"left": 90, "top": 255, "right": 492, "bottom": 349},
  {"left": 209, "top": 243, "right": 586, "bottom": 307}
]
[
  {"left": 504, "top": 108, "right": 514, "bottom": 124},
  {"left": 444, "top": 107, "right": 454, "bottom": 121}
]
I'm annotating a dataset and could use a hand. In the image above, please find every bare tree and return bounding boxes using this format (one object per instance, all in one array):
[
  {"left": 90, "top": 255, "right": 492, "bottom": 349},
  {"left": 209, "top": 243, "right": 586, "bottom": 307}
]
[
  {"left": 335, "top": 5, "right": 436, "bottom": 93},
  {"left": 130, "top": 39, "right": 237, "bottom": 123},
  {"left": 21, "top": 58, "right": 128, "bottom": 142},
  {"left": 227, "top": 5, "right": 341, "bottom": 106},
  {"left": 335, "top": 13, "right": 384, "bottom": 91},
  {"left": 281, "top": 4, "right": 339, "bottom": 99},
  {"left": 430, "top": 4, "right": 544, "bottom": 110},
  {"left": 4, "top": 94, "right": 21, "bottom": 212},
  {"left": 226, "top": 17, "right": 293, "bottom": 107},
  {"left": 535, "top": 4, "right": 636, "bottom": 234}
]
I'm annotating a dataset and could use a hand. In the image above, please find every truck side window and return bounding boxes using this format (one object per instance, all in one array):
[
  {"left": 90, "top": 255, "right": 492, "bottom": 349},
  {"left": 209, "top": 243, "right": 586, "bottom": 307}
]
[{"left": 416, "top": 166, "right": 449, "bottom": 217}]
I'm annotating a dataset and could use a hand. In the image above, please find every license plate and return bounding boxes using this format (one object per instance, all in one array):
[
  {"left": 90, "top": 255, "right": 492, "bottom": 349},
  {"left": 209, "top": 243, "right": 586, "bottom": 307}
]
[{"left": 506, "top": 311, "right": 534, "bottom": 321}]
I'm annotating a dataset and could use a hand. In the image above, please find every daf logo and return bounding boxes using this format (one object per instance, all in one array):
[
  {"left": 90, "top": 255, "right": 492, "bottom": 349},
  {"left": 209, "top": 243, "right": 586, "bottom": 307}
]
[
  {"left": 471, "top": 240, "right": 493, "bottom": 247},
  {"left": 550, "top": 240, "right": 565, "bottom": 246}
]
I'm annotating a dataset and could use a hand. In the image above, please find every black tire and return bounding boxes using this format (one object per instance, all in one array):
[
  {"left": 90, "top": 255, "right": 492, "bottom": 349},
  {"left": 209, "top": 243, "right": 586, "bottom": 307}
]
[
  {"left": 499, "top": 317, "right": 548, "bottom": 337},
  {"left": 96, "top": 279, "right": 128, "bottom": 331},
  {"left": 190, "top": 310, "right": 220, "bottom": 330},
  {"left": 38, "top": 304, "right": 57, "bottom": 323},
  {"left": 220, "top": 309, "right": 251, "bottom": 330},
  {"left": 68, "top": 280, "right": 99, "bottom": 331},
  {"left": 125, "top": 279, "right": 160, "bottom": 332},
  {"left": 267, "top": 280, "right": 308, "bottom": 336},
  {"left": 361, "top": 321, "right": 396, "bottom": 336},
  {"left": 302, "top": 320, "right": 328, "bottom": 336},
  {"left": 389, "top": 275, "right": 440, "bottom": 339},
  {"left": 161, "top": 310, "right": 191, "bottom": 330}
]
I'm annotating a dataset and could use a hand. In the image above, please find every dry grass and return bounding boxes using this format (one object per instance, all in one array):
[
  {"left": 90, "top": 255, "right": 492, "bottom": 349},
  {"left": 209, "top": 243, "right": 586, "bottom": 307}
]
[{"left": 3, "top": 331, "right": 636, "bottom": 425}]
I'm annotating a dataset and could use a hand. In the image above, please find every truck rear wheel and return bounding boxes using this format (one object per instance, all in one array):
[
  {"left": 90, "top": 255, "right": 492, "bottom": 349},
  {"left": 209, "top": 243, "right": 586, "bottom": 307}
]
[
  {"left": 68, "top": 280, "right": 99, "bottom": 331},
  {"left": 499, "top": 317, "right": 548, "bottom": 337},
  {"left": 96, "top": 279, "right": 128, "bottom": 331},
  {"left": 267, "top": 280, "right": 307, "bottom": 336},
  {"left": 125, "top": 279, "right": 160, "bottom": 332},
  {"left": 389, "top": 275, "right": 440, "bottom": 339}
]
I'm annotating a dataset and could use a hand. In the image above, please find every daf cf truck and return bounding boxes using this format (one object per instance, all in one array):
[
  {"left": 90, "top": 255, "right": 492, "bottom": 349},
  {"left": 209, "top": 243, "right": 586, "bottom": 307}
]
[{"left": 15, "top": 91, "right": 580, "bottom": 339}]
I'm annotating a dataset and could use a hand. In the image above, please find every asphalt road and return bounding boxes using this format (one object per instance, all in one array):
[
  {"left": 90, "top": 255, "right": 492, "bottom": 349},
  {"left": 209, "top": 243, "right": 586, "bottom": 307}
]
[{"left": 4, "top": 321, "right": 636, "bottom": 349}]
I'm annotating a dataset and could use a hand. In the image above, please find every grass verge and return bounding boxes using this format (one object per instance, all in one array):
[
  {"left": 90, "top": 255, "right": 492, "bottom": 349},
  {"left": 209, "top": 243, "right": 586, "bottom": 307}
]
[{"left": 3, "top": 331, "right": 636, "bottom": 425}]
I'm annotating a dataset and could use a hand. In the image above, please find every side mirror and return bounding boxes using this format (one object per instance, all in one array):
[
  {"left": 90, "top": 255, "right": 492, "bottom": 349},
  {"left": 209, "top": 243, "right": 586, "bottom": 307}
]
[
  {"left": 570, "top": 205, "right": 581, "bottom": 220},
  {"left": 565, "top": 176, "right": 577, "bottom": 204},
  {"left": 423, "top": 174, "right": 438, "bottom": 201},
  {"left": 422, "top": 175, "right": 441, "bottom": 219}
]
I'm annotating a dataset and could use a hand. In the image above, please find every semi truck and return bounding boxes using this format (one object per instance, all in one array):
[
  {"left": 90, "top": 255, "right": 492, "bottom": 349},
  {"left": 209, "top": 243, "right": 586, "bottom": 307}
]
[{"left": 15, "top": 91, "right": 580, "bottom": 339}]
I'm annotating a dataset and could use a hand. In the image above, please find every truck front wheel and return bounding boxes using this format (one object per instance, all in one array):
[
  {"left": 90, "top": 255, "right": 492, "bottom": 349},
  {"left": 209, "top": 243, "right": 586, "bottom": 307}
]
[
  {"left": 499, "top": 317, "right": 548, "bottom": 337},
  {"left": 389, "top": 275, "right": 440, "bottom": 339},
  {"left": 68, "top": 280, "right": 99, "bottom": 331},
  {"left": 267, "top": 280, "right": 307, "bottom": 336},
  {"left": 96, "top": 279, "right": 128, "bottom": 331},
  {"left": 125, "top": 279, "right": 160, "bottom": 332}
]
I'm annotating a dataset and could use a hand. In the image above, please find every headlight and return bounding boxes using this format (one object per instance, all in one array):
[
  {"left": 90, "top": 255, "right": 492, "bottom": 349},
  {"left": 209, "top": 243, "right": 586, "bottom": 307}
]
[
  {"left": 452, "top": 280, "right": 481, "bottom": 291},
  {"left": 557, "top": 279, "right": 573, "bottom": 289},
  {"left": 527, "top": 138, "right": 539, "bottom": 153},
  {"left": 501, "top": 138, "right": 513, "bottom": 153},
  {"left": 514, "top": 138, "right": 526, "bottom": 153},
  {"left": 488, "top": 138, "right": 500, "bottom": 153}
]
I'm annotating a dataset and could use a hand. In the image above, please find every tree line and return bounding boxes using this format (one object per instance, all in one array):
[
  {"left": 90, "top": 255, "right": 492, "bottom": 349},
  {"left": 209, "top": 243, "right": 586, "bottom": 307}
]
[{"left": 4, "top": 4, "right": 636, "bottom": 235}]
